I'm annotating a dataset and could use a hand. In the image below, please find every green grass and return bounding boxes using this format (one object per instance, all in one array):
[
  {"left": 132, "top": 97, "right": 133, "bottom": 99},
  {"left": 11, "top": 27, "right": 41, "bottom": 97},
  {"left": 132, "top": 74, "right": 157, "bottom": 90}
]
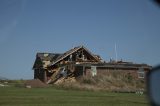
[{"left": 0, "top": 87, "right": 149, "bottom": 106}]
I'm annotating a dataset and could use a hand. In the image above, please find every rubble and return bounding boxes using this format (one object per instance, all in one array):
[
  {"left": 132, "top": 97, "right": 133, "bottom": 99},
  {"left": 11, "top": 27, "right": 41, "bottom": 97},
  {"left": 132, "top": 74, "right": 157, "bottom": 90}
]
[
  {"left": 25, "top": 79, "right": 48, "bottom": 88},
  {"left": 54, "top": 77, "right": 76, "bottom": 85}
]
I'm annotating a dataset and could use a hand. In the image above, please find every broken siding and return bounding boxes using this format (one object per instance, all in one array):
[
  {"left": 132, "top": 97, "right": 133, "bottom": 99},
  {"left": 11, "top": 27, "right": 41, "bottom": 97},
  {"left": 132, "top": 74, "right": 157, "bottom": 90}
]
[
  {"left": 34, "top": 69, "right": 47, "bottom": 82},
  {"left": 33, "top": 53, "right": 62, "bottom": 69}
]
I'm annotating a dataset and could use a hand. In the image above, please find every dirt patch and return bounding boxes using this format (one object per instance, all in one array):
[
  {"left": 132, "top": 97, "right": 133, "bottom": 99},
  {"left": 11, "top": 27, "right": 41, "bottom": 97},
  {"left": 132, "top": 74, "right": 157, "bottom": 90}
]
[{"left": 25, "top": 79, "right": 48, "bottom": 88}]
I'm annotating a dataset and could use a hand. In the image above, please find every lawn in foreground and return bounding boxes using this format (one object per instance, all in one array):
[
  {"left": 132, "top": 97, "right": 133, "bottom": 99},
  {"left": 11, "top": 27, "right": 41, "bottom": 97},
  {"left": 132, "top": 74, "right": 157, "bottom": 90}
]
[{"left": 0, "top": 87, "right": 149, "bottom": 106}]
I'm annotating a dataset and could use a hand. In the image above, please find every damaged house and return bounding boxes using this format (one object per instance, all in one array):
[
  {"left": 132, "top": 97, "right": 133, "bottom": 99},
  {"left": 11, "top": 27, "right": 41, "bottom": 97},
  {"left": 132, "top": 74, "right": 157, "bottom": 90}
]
[{"left": 32, "top": 46, "right": 151, "bottom": 84}]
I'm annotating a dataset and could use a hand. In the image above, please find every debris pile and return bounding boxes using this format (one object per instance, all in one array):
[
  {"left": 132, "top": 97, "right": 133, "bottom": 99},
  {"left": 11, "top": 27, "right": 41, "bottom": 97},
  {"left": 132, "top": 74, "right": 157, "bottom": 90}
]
[
  {"left": 54, "top": 77, "right": 76, "bottom": 85},
  {"left": 25, "top": 79, "right": 48, "bottom": 88}
]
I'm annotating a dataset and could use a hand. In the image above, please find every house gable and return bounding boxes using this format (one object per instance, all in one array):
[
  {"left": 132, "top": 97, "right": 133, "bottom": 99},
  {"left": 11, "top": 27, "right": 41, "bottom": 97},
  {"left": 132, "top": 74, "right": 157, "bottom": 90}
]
[{"left": 49, "top": 46, "right": 101, "bottom": 67}]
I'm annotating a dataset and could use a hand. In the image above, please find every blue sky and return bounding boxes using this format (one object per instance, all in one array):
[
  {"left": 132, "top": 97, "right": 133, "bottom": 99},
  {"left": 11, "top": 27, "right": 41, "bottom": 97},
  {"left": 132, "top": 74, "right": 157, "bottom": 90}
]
[{"left": 0, "top": 0, "right": 160, "bottom": 79}]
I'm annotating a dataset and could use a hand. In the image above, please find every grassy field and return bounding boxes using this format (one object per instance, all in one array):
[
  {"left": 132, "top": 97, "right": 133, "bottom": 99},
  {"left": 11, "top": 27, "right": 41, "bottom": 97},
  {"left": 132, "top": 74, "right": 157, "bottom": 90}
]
[{"left": 0, "top": 87, "right": 149, "bottom": 106}]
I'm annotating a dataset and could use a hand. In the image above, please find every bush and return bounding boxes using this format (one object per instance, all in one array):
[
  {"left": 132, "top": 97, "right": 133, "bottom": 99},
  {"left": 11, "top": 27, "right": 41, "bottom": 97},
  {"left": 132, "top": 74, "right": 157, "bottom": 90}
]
[
  {"left": 54, "top": 71, "right": 145, "bottom": 92},
  {"left": 79, "top": 77, "right": 96, "bottom": 85}
]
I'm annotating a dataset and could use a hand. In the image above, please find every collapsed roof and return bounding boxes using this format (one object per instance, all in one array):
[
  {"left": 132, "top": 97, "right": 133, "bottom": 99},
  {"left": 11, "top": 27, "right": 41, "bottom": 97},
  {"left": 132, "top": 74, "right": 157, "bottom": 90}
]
[
  {"left": 33, "top": 46, "right": 101, "bottom": 69},
  {"left": 50, "top": 45, "right": 101, "bottom": 66}
]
